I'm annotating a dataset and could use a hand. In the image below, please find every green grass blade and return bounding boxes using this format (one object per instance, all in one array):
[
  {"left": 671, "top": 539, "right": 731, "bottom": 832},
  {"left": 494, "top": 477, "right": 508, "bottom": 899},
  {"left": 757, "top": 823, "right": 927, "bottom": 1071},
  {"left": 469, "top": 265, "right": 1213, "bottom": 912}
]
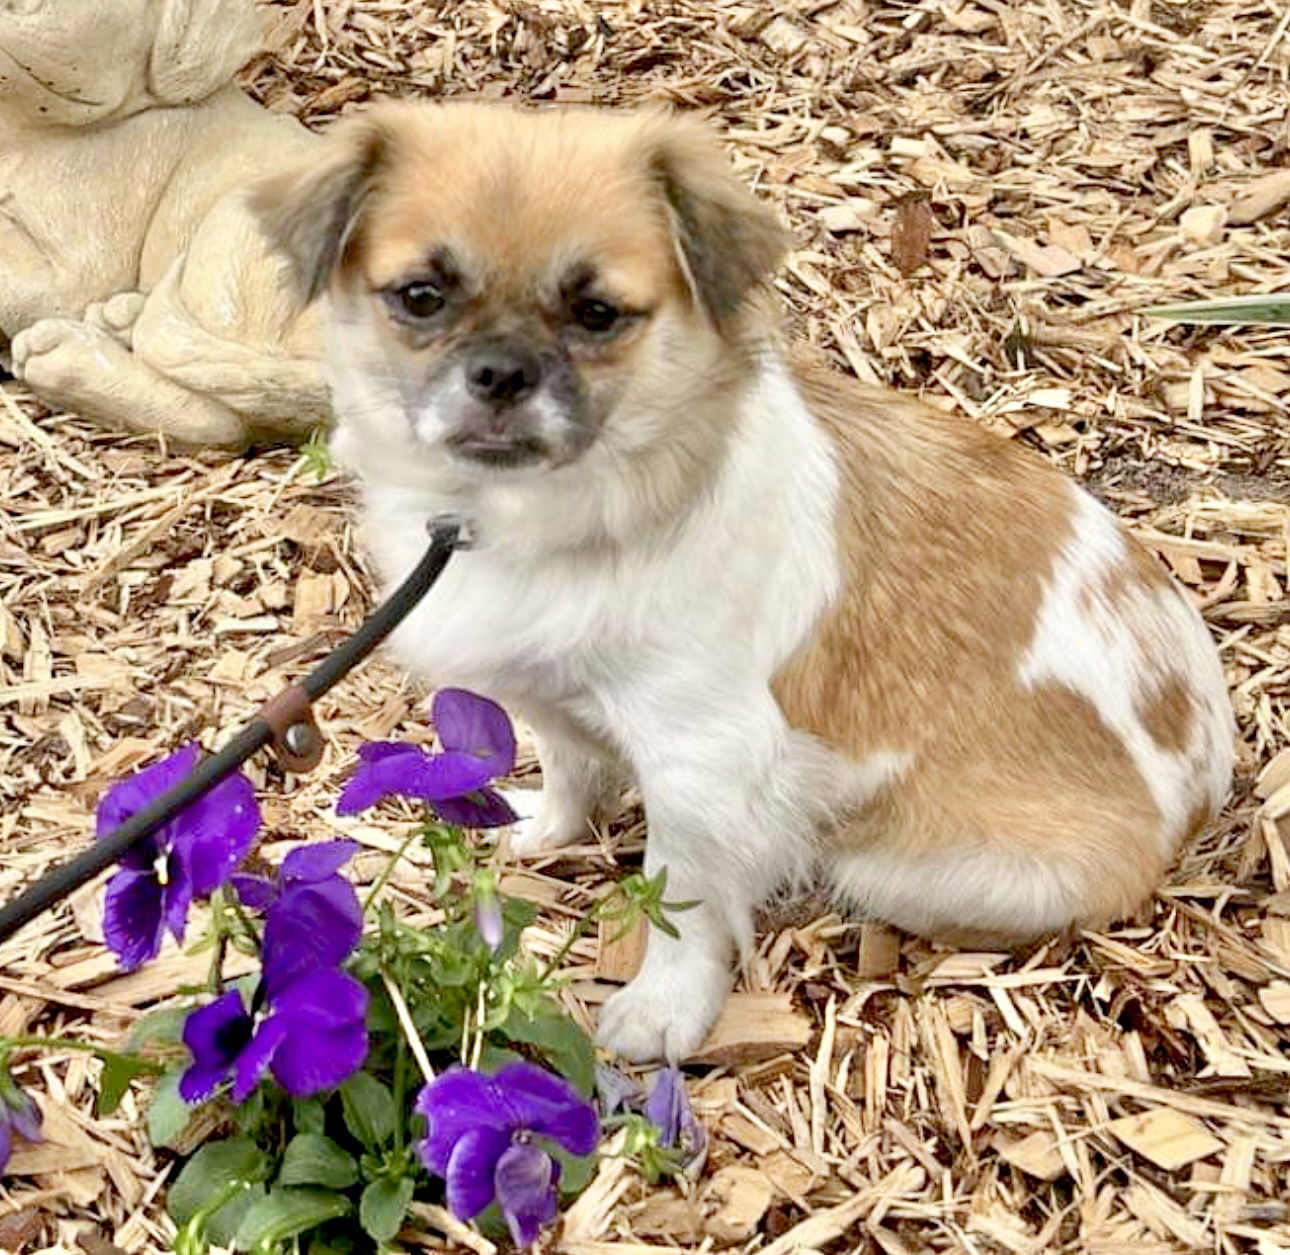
[{"left": 1143, "top": 294, "right": 1290, "bottom": 324}]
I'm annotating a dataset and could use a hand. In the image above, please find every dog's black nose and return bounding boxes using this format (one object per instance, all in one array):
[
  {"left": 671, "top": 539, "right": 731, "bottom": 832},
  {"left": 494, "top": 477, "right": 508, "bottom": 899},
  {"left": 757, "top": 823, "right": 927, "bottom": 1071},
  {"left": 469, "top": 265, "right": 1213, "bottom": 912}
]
[{"left": 464, "top": 342, "right": 542, "bottom": 406}]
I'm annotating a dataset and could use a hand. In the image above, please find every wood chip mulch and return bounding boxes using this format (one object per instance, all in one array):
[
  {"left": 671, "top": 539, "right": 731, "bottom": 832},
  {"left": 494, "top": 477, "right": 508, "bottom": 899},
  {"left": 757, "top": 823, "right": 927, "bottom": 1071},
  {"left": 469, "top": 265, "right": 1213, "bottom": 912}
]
[{"left": 2, "top": 0, "right": 1290, "bottom": 1251}]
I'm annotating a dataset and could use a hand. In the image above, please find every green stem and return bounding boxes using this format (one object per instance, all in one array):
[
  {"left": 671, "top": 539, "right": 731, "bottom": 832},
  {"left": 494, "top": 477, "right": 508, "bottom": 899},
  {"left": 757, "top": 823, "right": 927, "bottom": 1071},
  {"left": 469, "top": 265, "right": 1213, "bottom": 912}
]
[
  {"left": 392, "top": 1034, "right": 408, "bottom": 1154},
  {"left": 536, "top": 913, "right": 595, "bottom": 990},
  {"left": 226, "top": 892, "right": 263, "bottom": 954},
  {"left": 207, "top": 890, "right": 230, "bottom": 995},
  {"left": 363, "top": 827, "right": 423, "bottom": 916},
  {"left": 0, "top": 1035, "right": 164, "bottom": 1075}
]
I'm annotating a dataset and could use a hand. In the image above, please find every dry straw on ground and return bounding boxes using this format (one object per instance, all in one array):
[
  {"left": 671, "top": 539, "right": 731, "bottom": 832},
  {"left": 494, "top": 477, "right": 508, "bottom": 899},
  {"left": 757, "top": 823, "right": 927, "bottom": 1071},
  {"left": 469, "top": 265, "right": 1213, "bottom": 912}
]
[{"left": 2, "top": 0, "right": 1289, "bottom": 1251}]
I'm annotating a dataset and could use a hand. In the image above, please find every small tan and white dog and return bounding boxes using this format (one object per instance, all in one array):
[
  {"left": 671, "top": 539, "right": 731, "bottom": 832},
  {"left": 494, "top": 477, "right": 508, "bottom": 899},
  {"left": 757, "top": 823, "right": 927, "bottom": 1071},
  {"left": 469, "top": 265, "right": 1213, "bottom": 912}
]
[{"left": 253, "top": 102, "right": 1234, "bottom": 1063}]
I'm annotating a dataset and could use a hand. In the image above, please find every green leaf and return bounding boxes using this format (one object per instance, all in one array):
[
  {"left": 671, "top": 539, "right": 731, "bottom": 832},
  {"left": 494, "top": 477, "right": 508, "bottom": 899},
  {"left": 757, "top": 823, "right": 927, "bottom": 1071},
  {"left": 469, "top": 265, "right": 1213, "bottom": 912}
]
[
  {"left": 127, "top": 1005, "right": 189, "bottom": 1054},
  {"left": 294, "top": 1097, "right": 327, "bottom": 1136},
  {"left": 340, "top": 1072, "right": 396, "bottom": 1150},
  {"left": 170, "top": 1138, "right": 273, "bottom": 1246},
  {"left": 1143, "top": 294, "right": 1290, "bottom": 325},
  {"left": 278, "top": 1134, "right": 360, "bottom": 1190},
  {"left": 97, "top": 1051, "right": 159, "bottom": 1116},
  {"left": 146, "top": 1068, "right": 192, "bottom": 1149},
  {"left": 359, "top": 1177, "right": 415, "bottom": 1244},
  {"left": 232, "top": 1187, "right": 351, "bottom": 1250},
  {"left": 501, "top": 1004, "right": 597, "bottom": 1097},
  {"left": 549, "top": 1142, "right": 598, "bottom": 1199}
]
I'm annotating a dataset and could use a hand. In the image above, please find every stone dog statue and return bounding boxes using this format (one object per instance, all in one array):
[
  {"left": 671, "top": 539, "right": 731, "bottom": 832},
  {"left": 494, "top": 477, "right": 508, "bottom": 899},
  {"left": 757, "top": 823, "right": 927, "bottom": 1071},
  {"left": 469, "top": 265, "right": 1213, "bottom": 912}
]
[{"left": 1, "top": 0, "right": 326, "bottom": 447}]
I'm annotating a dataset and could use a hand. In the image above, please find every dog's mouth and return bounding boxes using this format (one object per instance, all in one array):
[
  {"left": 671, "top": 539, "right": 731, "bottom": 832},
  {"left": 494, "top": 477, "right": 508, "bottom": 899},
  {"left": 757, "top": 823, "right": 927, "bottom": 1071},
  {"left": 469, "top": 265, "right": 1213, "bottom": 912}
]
[{"left": 444, "top": 432, "right": 551, "bottom": 470}]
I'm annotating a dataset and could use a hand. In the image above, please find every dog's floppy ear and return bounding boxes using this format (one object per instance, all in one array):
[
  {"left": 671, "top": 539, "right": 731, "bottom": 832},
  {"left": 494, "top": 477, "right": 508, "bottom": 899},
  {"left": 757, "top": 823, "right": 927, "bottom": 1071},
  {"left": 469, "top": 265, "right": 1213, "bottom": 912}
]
[
  {"left": 648, "top": 115, "right": 786, "bottom": 331},
  {"left": 148, "top": 0, "right": 265, "bottom": 105},
  {"left": 249, "top": 117, "right": 387, "bottom": 304}
]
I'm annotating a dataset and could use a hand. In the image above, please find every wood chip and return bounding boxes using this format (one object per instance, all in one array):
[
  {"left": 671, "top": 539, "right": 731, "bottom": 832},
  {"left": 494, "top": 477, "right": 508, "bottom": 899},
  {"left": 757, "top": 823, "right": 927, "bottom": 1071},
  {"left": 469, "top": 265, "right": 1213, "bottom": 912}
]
[
  {"left": 1106, "top": 1109, "right": 1224, "bottom": 1171},
  {"left": 994, "top": 1130, "right": 1069, "bottom": 1181},
  {"left": 1228, "top": 169, "right": 1290, "bottom": 224},
  {"left": 688, "top": 993, "right": 812, "bottom": 1066},
  {"left": 701, "top": 1165, "right": 775, "bottom": 1242},
  {"left": 891, "top": 197, "right": 934, "bottom": 276}
]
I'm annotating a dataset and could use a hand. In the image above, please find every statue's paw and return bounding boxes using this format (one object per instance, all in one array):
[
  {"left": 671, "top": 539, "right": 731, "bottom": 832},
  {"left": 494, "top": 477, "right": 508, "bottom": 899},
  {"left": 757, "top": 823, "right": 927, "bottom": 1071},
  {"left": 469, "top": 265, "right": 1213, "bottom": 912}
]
[
  {"left": 12, "top": 318, "right": 130, "bottom": 400},
  {"left": 85, "top": 293, "right": 147, "bottom": 347}
]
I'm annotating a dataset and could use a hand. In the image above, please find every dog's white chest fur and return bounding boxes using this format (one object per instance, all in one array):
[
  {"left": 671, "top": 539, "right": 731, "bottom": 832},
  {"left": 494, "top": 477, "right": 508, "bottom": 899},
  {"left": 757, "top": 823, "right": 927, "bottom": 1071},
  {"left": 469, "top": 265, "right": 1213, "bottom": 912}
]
[{"left": 358, "top": 354, "right": 840, "bottom": 736}]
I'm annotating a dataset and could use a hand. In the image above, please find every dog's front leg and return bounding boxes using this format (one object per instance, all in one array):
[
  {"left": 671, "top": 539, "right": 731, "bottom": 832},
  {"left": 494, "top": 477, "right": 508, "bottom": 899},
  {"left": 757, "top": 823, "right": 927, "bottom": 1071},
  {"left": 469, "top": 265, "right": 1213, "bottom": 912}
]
[
  {"left": 502, "top": 703, "right": 625, "bottom": 857},
  {"left": 596, "top": 689, "right": 812, "bottom": 1063}
]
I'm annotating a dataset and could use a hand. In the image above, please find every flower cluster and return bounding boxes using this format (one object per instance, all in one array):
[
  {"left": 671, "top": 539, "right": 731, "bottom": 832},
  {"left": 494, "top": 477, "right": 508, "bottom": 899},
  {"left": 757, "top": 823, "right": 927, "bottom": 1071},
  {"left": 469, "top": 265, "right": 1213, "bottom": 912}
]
[
  {"left": 16, "top": 687, "right": 703, "bottom": 1249},
  {"left": 179, "top": 841, "right": 369, "bottom": 1104}
]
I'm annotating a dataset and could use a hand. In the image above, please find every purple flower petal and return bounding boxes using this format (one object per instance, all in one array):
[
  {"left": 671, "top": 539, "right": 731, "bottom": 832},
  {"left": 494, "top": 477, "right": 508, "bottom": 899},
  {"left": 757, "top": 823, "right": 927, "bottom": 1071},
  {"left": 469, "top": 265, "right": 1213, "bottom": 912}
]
[
  {"left": 161, "top": 873, "right": 194, "bottom": 949},
  {"left": 473, "top": 888, "right": 504, "bottom": 953},
  {"left": 494, "top": 1062, "right": 600, "bottom": 1156},
  {"left": 264, "top": 969, "right": 369, "bottom": 1097},
  {"left": 179, "top": 991, "right": 253, "bottom": 1102},
  {"left": 431, "top": 689, "right": 517, "bottom": 776},
  {"left": 262, "top": 877, "right": 362, "bottom": 997},
  {"left": 277, "top": 966, "right": 367, "bottom": 1017},
  {"left": 644, "top": 1066, "right": 682, "bottom": 1146},
  {"left": 337, "top": 749, "right": 499, "bottom": 816},
  {"left": 494, "top": 1142, "right": 559, "bottom": 1248},
  {"left": 444, "top": 1126, "right": 511, "bottom": 1220},
  {"left": 335, "top": 745, "right": 426, "bottom": 814},
  {"left": 178, "top": 1064, "right": 233, "bottom": 1105},
  {"left": 594, "top": 1063, "right": 644, "bottom": 1118},
  {"left": 281, "top": 840, "right": 360, "bottom": 884},
  {"left": 644, "top": 1066, "right": 706, "bottom": 1162},
  {"left": 270, "top": 1013, "right": 369, "bottom": 1097},
  {"left": 5, "top": 1091, "right": 41, "bottom": 1144},
  {"left": 432, "top": 787, "right": 519, "bottom": 830},
  {"left": 416, "top": 1067, "right": 513, "bottom": 1176},
  {"left": 102, "top": 867, "right": 167, "bottom": 971},
  {"left": 231, "top": 873, "right": 278, "bottom": 911},
  {"left": 0, "top": 1119, "right": 11, "bottom": 1177},
  {"left": 232, "top": 1014, "right": 289, "bottom": 1105},
  {"left": 356, "top": 741, "right": 417, "bottom": 764},
  {"left": 96, "top": 744, "right": 201, "bottom": 850},
  {"left": 181, "top": 770, "right": 261, "bottom": 898}
]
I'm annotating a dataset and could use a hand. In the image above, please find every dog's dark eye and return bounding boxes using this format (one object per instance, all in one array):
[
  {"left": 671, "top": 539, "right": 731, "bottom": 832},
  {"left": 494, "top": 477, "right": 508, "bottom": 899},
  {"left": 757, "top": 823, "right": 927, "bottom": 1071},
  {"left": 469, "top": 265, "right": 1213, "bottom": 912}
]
[
  {"left": 391, "top": 281, "right": 446, "bottom": 321},
  {"left": 570, "top": 298, "right": 623, "bottom": 335}
]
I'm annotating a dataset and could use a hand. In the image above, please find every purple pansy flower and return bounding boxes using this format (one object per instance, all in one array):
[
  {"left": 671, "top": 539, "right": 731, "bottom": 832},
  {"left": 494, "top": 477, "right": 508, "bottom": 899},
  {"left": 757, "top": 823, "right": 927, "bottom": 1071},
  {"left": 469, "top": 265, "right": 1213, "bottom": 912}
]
[
  {"left": 0, "top": 1073, "right": 42, "bottom": 1176},
  {"left": 645, "top": 1066, "right": 707, "bottom": 1167},
  {"left": 233, "top": 841, "right": 362, "bottom": 996},
  {"left": 336, "top": 689, "right": 518, "bottom": 828},
  {"left": 179, "top": 968, "right": 369, "bottom": 1105},
  {"left": 97, "top": 744, "right": 259, "bottom": 970},
  {"left": 416, "top": 1062, "right": 599, "bottom": 1247}
]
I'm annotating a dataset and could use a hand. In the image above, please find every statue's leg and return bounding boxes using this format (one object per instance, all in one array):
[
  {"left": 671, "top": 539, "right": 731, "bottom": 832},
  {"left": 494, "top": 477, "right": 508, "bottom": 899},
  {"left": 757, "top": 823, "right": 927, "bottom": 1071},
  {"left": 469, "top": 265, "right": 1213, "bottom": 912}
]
[
  {"left": 84, "top": 292, "right": 147, "bottom": 348},
  {"left": 11, "top": 315, "right": 253, "bottom": 447}
]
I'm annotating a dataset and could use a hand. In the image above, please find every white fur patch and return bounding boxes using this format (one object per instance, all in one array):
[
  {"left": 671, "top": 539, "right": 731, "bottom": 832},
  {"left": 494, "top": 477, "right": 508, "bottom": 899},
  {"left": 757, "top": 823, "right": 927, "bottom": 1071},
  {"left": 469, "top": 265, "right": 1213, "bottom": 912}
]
[{"left": 831, "top": 841, "right": 1087, "bottom": 940}]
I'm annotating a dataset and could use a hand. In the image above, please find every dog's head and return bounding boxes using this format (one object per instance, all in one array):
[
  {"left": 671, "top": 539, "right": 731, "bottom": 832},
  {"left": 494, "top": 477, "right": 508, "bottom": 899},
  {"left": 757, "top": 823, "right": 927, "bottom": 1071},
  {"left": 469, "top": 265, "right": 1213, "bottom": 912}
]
[
  {"left": 0, "top": 0, "right": 262, "bottom": 127},
  {"left": 252, "top": 102, "right": 785, "bottom": 487}
]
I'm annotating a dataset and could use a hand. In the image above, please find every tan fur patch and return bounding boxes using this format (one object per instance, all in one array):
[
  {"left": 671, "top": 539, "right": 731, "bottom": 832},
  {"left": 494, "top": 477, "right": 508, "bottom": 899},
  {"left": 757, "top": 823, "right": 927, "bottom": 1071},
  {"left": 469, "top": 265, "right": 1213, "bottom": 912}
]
[{"left": 1138, "top": 674, "right": 1195, "bottom": 755}]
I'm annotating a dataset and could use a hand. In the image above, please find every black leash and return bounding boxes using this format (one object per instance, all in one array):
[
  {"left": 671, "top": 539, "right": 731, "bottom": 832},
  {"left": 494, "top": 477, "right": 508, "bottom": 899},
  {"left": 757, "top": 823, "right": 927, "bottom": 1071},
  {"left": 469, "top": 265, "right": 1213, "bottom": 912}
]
[{"left": 0, "top": 517, "right": 465, "bottom": 945}]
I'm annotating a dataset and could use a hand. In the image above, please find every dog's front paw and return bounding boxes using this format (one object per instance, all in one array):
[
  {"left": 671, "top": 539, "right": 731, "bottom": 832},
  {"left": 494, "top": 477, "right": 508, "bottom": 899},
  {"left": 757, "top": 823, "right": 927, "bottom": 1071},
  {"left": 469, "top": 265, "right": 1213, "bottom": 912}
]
[{"left": 596, "top": 957, "right": 730, "bottom": 1064}]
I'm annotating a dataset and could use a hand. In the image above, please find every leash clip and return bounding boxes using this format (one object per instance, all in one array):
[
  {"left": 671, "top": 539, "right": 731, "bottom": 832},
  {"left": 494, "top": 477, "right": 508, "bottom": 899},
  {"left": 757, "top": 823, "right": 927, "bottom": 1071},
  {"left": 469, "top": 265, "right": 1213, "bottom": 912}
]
[{"left": 258, "top": 682, "right": 325, "bottom": 773}]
